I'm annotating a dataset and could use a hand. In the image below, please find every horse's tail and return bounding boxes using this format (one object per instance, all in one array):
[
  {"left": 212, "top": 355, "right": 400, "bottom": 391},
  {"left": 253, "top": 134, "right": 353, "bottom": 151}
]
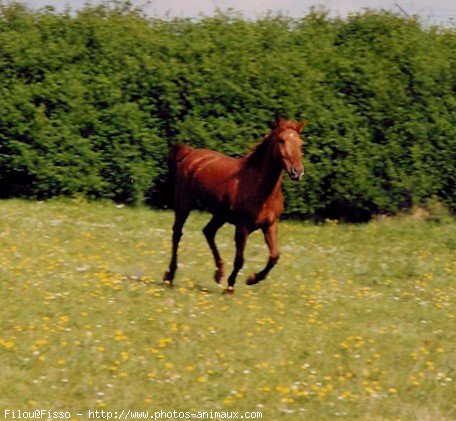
[{"left": 165, "top": 144, "right": 192, "bottom": 208}]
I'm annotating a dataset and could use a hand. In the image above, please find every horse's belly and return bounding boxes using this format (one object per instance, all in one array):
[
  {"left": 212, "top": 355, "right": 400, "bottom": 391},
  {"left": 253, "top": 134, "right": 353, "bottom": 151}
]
[
  {"left": 187, "top": 166, "right": 234, "bottom": 207},
  {"left": 183, "top": 162, "right": 283, "bottom": 227}
]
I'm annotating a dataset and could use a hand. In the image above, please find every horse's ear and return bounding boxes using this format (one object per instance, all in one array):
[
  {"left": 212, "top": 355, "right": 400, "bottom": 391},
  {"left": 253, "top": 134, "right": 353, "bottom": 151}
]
[
  {"left": 276, "top": 115, "right": 289, "bottom": 129},
  {"left": 273, "top": 112, "right": 283, "bottom": 128},
  {"left": 296, "top": 119, "right": 307, "bottom": 133}
]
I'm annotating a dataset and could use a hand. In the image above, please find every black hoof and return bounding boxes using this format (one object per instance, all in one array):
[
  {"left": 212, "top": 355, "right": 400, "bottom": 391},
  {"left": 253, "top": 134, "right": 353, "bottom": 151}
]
[{"left": 163, "top": 272, "right": 174, "bottom": 286}]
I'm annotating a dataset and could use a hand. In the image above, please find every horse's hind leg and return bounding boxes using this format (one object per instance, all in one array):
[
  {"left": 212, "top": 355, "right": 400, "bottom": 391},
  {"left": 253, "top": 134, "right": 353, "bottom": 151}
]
[
  {"left": 164, "top": 207, "right": 190, "bottom": 285},
  {"left": 225, "top": 225, "right": 248, "bottom": 294},
  {"left": 203, "top": 216, "right": 225, "bottom": 284},
  {"left": 247, "top": 221, "right": 280, "bottom": 285}
]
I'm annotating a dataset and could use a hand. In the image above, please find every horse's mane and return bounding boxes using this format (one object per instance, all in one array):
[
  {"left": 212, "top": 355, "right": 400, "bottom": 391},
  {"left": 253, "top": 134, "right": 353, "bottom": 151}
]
[{"left": 245, "top": 133, "right": 273, "bottom": 167}]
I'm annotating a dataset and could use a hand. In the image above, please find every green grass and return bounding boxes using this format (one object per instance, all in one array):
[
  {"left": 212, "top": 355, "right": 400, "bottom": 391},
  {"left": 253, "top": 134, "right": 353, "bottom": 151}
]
[{"left": 0, "top": 199, "right": 454, "bottom": 420}]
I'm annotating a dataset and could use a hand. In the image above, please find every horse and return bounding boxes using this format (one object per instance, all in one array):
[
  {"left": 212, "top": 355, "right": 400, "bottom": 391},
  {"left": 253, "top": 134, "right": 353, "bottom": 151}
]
[{"left": 163, "top": 117, "right": 306, "bottom": 293}]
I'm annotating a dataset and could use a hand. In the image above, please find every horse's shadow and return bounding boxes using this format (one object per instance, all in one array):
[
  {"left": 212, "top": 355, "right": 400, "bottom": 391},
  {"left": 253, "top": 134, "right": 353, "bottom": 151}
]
[{"left": 124, "top": 272, "right": 218, "bottom": 295}]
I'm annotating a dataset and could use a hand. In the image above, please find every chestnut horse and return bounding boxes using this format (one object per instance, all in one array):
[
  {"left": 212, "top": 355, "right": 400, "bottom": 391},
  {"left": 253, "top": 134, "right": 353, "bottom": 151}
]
[{"left": 164, "top": 117, "right": 306, "bottom": 293}]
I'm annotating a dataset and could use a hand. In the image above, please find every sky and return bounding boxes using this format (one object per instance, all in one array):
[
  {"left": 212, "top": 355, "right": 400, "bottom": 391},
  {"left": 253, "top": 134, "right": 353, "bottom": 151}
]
[{"left": 22, "top": 0, "right": 456, "bottom": 26}]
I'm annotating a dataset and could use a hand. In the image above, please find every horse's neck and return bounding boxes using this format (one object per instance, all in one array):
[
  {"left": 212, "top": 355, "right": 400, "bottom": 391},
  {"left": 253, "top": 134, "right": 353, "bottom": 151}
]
[{"left": 245, "top": 144, "right": 283, "bottom": 200}]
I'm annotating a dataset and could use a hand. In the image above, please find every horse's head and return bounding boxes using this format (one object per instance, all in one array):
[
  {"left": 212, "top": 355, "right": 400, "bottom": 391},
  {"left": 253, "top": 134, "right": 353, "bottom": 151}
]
[{"left": 272, "top": 117, "right": 307, "bottom": 181}]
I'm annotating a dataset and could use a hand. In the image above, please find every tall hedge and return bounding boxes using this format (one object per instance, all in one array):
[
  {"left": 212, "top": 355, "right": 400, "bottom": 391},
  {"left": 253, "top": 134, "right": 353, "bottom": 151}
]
[{"left": 0, "top": 2, "right": 454, "bottom": 219}]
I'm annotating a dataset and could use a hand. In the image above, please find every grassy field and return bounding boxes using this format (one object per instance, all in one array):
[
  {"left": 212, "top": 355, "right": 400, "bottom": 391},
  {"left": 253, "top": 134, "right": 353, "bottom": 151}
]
[{"left": 0, "top": 199, "right": 454, "bottom": 420}]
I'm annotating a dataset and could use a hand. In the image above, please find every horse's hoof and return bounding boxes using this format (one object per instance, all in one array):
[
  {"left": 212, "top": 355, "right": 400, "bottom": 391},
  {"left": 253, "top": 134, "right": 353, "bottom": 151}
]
[
  {"left": 223, "top": 286, "right": 234, "bottom": 295},
  {"left": 163, "top": 272, "right": 174, "bottom": 286},
  {"left": 246, "top": 273, "right": 258, "bottom": 285},
  {"left": 214, "top": 268, "right": 225, "bottom": 284}
]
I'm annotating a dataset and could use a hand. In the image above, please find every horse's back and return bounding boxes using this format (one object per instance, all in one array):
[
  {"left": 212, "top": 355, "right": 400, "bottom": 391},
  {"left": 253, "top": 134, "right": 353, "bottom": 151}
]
[
  {"left": 171, "top": 145, "right": 238, "bottom": 178},
  {"left": 169, "top": 144, "right": 241, "bottom": 211}
]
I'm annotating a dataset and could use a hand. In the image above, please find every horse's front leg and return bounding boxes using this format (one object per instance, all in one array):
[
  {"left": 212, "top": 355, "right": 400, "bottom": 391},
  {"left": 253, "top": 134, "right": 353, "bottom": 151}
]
[
  {"left": 247, "top": 221, "right": 279, "bottom": 285},
  {"left": 225, "top": 225, "right": 249, "bottom": 294}
]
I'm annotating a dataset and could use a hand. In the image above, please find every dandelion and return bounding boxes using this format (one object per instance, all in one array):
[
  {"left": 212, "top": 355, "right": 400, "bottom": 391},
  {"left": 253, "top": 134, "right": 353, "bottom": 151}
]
[
  {"left": 425, "top": 361, "right": 435, "bottom": 370},
  {"left": 419, "top": 347, "right": 430, "bottom": 355},
  {"left": 158, "top": 338, "right": 173, "bottom": 348},
  {"left": 114, "top": 330, "right": 128, "bottom": 341},
  {"left": 340, "top": 342, "right": 349, "bottom": 350},
  {"left": 1, "top": 340, "right": 15, "bottom": 349},
  {"left": 59, "top": 315, "right": 70, "bottom": 323},
  {"left": 276, "top": 386, "right": 291, "bottom": 394},
  {"left": 223, "top": 397, "right": 234, "bottom": 405},
  {"left": 409, "top": 376, "right": 420, "bottom": 386}
]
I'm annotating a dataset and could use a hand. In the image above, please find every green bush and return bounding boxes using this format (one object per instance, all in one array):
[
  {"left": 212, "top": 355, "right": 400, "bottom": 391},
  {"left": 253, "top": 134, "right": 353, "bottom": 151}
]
[{"left": 0, "top": 2, "right": 454, "bottom": 218}]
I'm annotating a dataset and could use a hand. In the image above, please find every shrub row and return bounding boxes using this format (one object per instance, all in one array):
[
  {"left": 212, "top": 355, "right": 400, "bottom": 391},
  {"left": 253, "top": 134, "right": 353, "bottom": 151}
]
[{"left": 0, "top": 2, "right": 454, "bottom": 219}]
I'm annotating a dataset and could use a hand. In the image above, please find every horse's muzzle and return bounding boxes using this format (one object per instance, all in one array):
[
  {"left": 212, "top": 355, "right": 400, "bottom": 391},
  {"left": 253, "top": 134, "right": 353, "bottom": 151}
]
[{"left": 289, "top": 165, "right": 304, "bottom": 181}]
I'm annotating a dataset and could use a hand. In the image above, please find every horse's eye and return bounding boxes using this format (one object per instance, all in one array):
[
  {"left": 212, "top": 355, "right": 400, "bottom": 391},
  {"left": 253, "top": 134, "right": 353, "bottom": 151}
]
[{"left": 279, "top": 139, "right": 285, "bottom": 144}]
